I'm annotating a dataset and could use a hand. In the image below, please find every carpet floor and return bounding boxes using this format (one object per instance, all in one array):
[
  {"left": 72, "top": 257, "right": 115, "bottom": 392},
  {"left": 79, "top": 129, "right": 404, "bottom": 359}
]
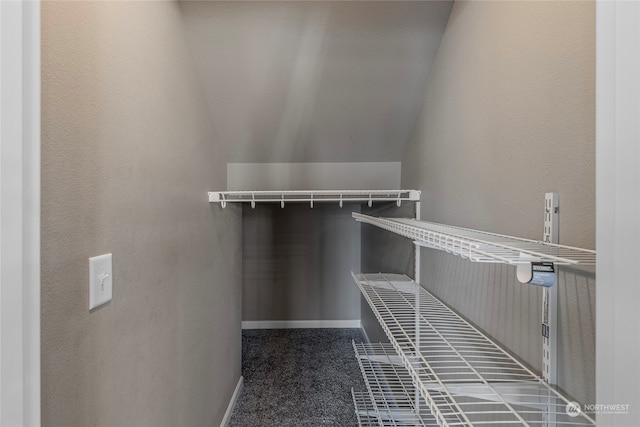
[{"left": 228, "top": 328, "right": 367, "bottom": 427}]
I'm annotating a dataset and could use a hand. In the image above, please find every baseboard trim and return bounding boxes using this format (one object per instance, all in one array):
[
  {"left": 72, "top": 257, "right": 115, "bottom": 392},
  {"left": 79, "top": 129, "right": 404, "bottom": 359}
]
[
  {"left": 241, "top": 320, "right": 362, "bottom": 329},
  {"left": 220, "top": 376, "right": 243, "bottom": 427}
]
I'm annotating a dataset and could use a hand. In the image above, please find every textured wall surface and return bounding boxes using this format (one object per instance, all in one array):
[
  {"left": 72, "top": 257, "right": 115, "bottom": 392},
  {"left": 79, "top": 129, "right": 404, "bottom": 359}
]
[
  {"left": 227, "top": 162, "right": 401, "bottom": 191},
  {"left": 41, "top": 2, "right": 241, "bottom": 426},
  {"left": 243, "top": 204, "right": 361, "bottom": 322},
  {"left": 180, "top": 1, "right": 452, "bottom": 163},
  {"left": 402, "top": 1, "right": 595, "bottom": 405}
]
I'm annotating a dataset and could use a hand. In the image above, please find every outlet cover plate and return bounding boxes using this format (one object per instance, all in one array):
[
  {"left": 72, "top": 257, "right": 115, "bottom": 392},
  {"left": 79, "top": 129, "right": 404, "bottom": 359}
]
[{"left": 89, "top": 253, "right": 112, "bottom": 309}]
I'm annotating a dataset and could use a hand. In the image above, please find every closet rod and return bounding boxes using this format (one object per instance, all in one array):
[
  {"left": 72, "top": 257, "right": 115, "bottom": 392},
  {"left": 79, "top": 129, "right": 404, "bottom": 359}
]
[{"left": 209, "top": 190, "right": 421, "bottom": 208}]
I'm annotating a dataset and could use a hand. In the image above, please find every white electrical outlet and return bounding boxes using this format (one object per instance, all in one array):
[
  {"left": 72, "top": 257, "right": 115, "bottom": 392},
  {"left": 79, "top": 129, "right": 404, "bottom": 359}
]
[{"left": 89, "top": 253, "right": 112, "bottom": 309}]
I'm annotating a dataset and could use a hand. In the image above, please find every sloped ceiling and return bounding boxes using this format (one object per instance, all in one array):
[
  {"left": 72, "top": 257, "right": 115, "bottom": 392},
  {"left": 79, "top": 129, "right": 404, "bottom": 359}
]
[{"left": 180, "top": 1, "right": 452, "bottom": 163}]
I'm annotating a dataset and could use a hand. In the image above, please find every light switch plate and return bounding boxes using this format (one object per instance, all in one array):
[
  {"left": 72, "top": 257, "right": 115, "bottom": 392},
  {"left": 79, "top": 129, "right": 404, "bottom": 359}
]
[{"left": 89, "top": 253, "right": 112, "bottom": 309}]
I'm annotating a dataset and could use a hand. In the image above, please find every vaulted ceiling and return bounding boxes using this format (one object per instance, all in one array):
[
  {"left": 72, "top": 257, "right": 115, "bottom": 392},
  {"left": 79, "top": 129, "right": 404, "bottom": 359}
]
[{"left": 180, "top": 1, "right": 453, "bottom": 163}]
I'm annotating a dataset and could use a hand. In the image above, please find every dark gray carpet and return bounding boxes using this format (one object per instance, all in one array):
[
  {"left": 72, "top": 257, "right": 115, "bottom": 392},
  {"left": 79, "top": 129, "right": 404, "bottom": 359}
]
[{"left": 228, "top": 328, "right": 366, "bottom": 427}]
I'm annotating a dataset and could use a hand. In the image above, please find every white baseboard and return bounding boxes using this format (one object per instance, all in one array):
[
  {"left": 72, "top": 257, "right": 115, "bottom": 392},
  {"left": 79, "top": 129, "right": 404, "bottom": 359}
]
[
  {"left": 241, "top": 320, "right": 362, "bottom": 329},
  {"left": 220, "top": 376, "right": 243, "bottom": 427}
]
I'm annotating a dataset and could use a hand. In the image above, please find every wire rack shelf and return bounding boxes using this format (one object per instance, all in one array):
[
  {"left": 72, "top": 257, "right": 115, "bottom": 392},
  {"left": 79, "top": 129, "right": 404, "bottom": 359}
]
[
  {"left": 352, "top": 213, "right": 595, "bottom": 266},
  {"left": 353, "top": 389, "right": 383, "bottom": 427},
  {"left": 209, "top": 190, "right": 421, "bottom": 208},
  {"left": 353, "top": 272, "right": 596, "bottom": 427},
  {"left": 353, "top": 341, "right": 439, "bottom": 426}
]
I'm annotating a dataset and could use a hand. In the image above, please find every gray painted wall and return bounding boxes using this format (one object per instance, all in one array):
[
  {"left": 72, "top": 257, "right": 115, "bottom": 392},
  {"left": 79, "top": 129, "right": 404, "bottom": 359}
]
[
  {"left": 41, "top": 2, "right": 241, "bottom": 426},
  {"left": 401, "top": 1, "right": 595, "bottom": 405},
  {"left": 227, "top": 162, "right": 401, "bottom": 191},
  {"left": 180, "top": 1, "right": 452, "bottom": 163},
  {"left": 243, "top": 204, "right": 361, "bottom": 322}
]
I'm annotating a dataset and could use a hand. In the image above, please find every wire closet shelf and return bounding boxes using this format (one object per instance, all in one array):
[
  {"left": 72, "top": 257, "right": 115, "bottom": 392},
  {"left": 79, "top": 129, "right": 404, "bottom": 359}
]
[
  {"left": 352, "top": 389, "right": 385, "bottom": 427},
  {"left": 352, "top": 273, "right": 596, "bottom": 427},
  {"left": 352, "top": 341, "right": 438, "bottom": 426},
  {"left": 209, "top": 190, "right": 421, "bottom": 208},
  {"left": 352, "top": 213, "right": 596, "bottom": 266}
]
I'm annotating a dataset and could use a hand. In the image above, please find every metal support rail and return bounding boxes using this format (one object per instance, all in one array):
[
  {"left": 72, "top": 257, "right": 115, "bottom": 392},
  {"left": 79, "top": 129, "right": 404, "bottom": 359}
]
[
  {"left": 352, "top": 273, "right": 596, "bottom": 426},
  {"left": 352, "top": 342, "right": 439, "bottom": 426},
  {"left": 208, "top": 190, "right": 421, "bottom": 208},
  {"left": 352, "top": 213, "right": 595, "bottom": 267}
]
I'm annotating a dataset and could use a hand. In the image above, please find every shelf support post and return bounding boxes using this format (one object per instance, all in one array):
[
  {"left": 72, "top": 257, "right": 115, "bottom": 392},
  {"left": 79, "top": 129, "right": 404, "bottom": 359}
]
[
  {"left": 542, "top": 192, "right": 558, "bottom": 385},
  {"left": 413, "top": 201, "right": 421, "bottom": 416},
  {"left": 542, "top": 192, "right": 559, "bottom": 427}
]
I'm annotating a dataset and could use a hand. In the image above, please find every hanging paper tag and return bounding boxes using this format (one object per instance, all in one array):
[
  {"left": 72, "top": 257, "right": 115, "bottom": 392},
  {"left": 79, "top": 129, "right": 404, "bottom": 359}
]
[
  {"left": 516, "top": 258, "right": 556, "bottom": 287},
  {"left": 529, "top": 262, "right": 556, "bottom": 287}
]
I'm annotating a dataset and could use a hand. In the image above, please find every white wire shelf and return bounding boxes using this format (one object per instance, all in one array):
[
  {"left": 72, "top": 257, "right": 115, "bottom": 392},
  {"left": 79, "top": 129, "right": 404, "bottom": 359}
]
[
  {"left": 352, "top": 213, "right": 596, "bottom": 266},
  {"left": 209, "top": 189, "right": 421, "bottom": 208},
  {"left": 353, "top": 272, "right": 596, "bottom": 427},
  {"left": 353, "top": 341, "right": 439, "bottom": 426},
  {"left": 352, "top": 390, "right": 383, "bottom": 427}
]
